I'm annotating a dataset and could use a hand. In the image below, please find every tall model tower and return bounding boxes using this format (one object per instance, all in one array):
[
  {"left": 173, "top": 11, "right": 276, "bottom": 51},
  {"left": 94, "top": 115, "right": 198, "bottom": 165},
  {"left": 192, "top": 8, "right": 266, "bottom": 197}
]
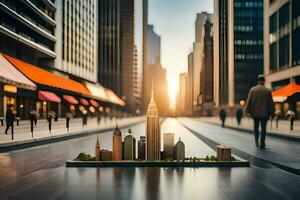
[
  {"left": 112, "top": 125, "right": 122, "bottom": 161},
  {"left": 95, "top": 136, "right": 100, "bottom": 161},
  {"left": 146, "top": 84, "right": 160, "bottom": 160}
]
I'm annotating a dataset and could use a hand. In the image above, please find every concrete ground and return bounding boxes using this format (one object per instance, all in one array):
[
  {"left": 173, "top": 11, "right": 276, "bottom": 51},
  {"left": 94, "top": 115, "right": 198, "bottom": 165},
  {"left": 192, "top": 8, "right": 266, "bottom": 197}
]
[
  {"left": 179, "top": 117, "right": 300, "bottom": 173},
  {"left": 198, "top": 116, "right": 300, "bottom": 139},
  {"left": 0, "top": 118, "right": 299, "bottom": 200}
]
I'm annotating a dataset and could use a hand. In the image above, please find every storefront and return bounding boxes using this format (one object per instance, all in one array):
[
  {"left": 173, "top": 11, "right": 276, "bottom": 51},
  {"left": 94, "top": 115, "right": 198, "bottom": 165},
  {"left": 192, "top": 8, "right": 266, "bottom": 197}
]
[
  {"left": 3, "top": 54, "right": 93, "bottom": 119},
  {"left": 84, "top": 82, "right": 109, "bottom": 117},
  {"left": 0, "top": 54, "right": 36, "bottom": 119},
  {"left": 62, "top": 95, "right": 78, "bottom": 117},
  {"left": 272, "top": 82, "right": 300, "bottom": 119},
  {"left": 1, "top": 54, "right": 126, "bottom": 121},
  {"left": 36, "top": 90, "right": 61, "bottom": 118}
]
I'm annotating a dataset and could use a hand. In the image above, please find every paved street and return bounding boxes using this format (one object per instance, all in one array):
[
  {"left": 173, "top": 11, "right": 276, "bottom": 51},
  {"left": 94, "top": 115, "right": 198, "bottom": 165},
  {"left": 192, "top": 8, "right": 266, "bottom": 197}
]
[
  {"left": 198, "top": 117, "right": 300, "bottom": 138},
  {"left": 179, "top": 118, "right": 300, "bottom": 172},
  {"left": 0, "top": 118, "right": 300, "bottom": 200}
]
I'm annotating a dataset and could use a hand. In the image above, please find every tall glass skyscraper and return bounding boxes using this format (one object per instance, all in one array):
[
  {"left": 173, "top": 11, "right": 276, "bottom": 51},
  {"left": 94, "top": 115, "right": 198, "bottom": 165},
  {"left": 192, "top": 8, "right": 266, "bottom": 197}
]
[
  {"left": 233, "top": 0, "right": 264, "bottom": 103},
  {"left": 98, "top": 0, "right": 121, "bottom": 95},
  {"left": 214, "top": 0, "right": 264, "bottom": 107}
]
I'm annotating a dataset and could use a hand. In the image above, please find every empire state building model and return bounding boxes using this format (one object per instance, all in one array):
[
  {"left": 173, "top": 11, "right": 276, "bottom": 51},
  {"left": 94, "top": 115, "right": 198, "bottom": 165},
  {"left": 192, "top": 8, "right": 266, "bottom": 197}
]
[{"left": 146, "top": 85, "right": 160, "bottom": 160}]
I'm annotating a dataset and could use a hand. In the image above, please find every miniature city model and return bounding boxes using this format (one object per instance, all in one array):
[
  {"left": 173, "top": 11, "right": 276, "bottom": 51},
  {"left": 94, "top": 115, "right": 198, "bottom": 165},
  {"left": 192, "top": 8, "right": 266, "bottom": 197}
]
[{"left": 66, "top": 87, "right": 250, "bottom": 168}]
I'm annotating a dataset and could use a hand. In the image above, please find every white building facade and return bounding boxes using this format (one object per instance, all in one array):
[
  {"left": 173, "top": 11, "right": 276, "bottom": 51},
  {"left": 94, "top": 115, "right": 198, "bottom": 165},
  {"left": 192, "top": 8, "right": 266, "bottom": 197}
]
[{"left": 55, "top": 0, "right": 98, "bottom": 82}]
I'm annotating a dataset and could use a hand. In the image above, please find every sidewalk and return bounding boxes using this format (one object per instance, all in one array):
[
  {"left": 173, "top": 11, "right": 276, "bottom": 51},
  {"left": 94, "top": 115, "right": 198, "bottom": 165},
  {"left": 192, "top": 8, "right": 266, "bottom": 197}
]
[
  {"left": 198, "top": 117, "right": 300, "bottom": 139},
  {"left": 0, "top": 116, "right": 145, "bottom": 150},
  {"left": 179, "top": 118, "right": 300, "bottom": 174}
]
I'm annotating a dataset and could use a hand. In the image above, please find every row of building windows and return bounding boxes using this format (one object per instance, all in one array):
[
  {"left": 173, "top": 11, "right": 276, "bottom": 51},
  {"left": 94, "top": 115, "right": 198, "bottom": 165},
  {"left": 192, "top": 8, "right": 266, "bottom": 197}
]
[
  {"left": 235, "top": 18, "right": 262, "bottom": 26},
  {"left": 29, "top": 0, "right": 55, "bottom": 19},
  {"left": 269, "top": 1, "right": 300, "bottom": 73},
  {"left": 62, "top": 0, "right": 96, "bottom": 72},
  {"left": 270, "top": 36, "right": 290, "bottom": 71},
  {"left": 0, "top": 16, "right": 54, "bottom": 51},
  {"left": 234, "top": 1, "right": 263, "bottom": 8},
  {"left": 0, "top": 0, "right": 55, "bottom": 35},
  {"left": 234, "top": 25, "right": 260, "bottom": 32},
  {"left": 234, "top": 39, "right": 263, "bottom": 45},
  {"left": 235, "top": 54, "right": 263, "bottom": 60},
  {"left": 235, "top": 10, "right": 263, "bottom": 18},
  {"left": 62, "top": 3, "right": 97, "bottom": 82},
  {"left": 270, "top": 2, "right": 290, "bottom": 33}
]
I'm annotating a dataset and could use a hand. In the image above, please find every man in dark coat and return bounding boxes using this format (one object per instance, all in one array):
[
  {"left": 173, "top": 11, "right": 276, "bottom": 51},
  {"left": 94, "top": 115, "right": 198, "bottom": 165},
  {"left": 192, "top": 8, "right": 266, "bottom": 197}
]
[
  {"left": 245, "top": 75, "right": 275, "bottom": 149},
  {"left": 219, "top": 108, "right": 227, "bottom": 127},
  {"left": 5, "top": 105, "right": 14, "bottom": 134}
]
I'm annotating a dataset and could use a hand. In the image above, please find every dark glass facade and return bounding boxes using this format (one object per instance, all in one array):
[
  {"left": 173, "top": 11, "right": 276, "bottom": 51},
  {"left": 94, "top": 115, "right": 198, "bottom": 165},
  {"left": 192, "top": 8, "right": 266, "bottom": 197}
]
[
  {"left": 233, "top": 0, "right": 264, "bottom": 103},
  {"left": 98, "top": 0, "right": 122, "bottom": 95},
  {"left": 201, "top": 19, "right": 214, "bottom": 103},
  {"left": 120, "top": 0, "right": 135, "bottom": 111},
  {"left": 292, "top": 0, "right": 300, "bottom": 66},
  {"left": 218, "top": 0, "right": 229, "bottom": 105}
]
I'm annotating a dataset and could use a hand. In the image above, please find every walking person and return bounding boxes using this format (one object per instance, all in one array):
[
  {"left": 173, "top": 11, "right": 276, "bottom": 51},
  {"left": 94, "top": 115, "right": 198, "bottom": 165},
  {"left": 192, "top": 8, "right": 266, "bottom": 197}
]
[
  {"left": 219, "top": 108, "right": 227, "bottom": 128},
  {"left": 245, "top": 75, "right": 275, "bottom": 149},
  {"left": 5, "top": 105, "right": 14, "bottom": 134},
  {"left": 236, "top": 108, "right": 243, "bottom": 126}
]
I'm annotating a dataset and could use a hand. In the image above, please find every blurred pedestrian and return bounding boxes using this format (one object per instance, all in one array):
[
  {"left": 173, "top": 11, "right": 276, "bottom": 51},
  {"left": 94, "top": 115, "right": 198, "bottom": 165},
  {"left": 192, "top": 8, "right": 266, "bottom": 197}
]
[
  {"left": 5, "top": 105, "right": 14, "bottom": 134},
  {"left": 274, "top": 110, "right": 281, "bottom": 129},
  {"left": 97, "top": 112, "right": 101, "bottom": 125},
  {"left": 219, "top": 108, "right": 227, "bottom": 127},
  {"left": 236, "top": 108, "right": 243, "bottom": 126},
  {"left": 245, "top": 75, "right": 275, "bottom": 149},
  {"left": 82, "top": 110, "right": 88, "bottom": 127},
  {"left": 65, "top": 112, "right": 72, "bottom": 132},
  {"left": 286, "top": 110, "right": 296, "bottom": 131},
  {"left": 30, "top": 109, "right": 38, "bottom": 126}
]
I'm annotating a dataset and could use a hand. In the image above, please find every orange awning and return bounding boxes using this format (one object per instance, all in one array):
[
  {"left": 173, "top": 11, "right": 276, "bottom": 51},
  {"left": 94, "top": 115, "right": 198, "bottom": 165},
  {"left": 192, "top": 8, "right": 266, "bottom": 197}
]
[
  {"left": 84, "top": 82, "right": 108, "bottom": 102},
  {"left": 3, "top": 54, "right": 91, "bottom": 96},
  {"left": 272, "top": 82, "right": 300, "bottom": 97},
  {"left": 38, "top": 90, "right": 61, "bottom": 103},
  {"left": 0, "top": 54, "right": 36, "bottom": 90},
  {"left": 106, "top": 89, "right": 126, "bottom": 107}
]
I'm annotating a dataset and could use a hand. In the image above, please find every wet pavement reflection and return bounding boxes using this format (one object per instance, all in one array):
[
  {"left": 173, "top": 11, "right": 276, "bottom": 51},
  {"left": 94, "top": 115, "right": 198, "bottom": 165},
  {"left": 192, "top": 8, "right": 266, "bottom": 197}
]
[{"left": 0, "top": 118, "right": 300, "bottom": 200}]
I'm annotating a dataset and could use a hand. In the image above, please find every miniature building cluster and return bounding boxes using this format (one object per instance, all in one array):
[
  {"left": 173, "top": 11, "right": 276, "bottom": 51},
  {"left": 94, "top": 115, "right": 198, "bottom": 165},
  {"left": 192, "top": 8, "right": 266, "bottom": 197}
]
[
  {"left": 94, "top": 87, "right": 185, "bottom": 161},
  {"left": 95, "top": 128, "right": 185, "bottom": 161}
]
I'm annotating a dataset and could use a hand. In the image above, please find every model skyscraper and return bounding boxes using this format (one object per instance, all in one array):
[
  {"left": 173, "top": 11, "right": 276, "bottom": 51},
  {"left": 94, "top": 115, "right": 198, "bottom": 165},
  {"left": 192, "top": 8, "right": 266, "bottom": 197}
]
[
  {"left": 174, "top": 138, "right": 185, "bottom": 161},
  {"left": 124, "top": 129, "right": 136, "bottom": 160},
  {"left": 112, "top": 125, "right": 123, "bottom": 161},
  {"left": 163, "top": 133, "right": 174, "bottom": 160},
  {"left": 138, "top": 136, "right": 146, "bottom": 160},
  {"left": 146, "top": 84, "right": 160, "bottom": 160},
  {"left": 95, "top": 136, "right": 100, "bottom": 161}
]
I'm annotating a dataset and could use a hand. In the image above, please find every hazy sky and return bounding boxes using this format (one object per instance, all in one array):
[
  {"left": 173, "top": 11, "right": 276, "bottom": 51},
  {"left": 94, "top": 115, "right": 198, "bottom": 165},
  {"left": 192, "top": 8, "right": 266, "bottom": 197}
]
[{"left": 148, "top": 0, "right": 213, "bottom": 106}]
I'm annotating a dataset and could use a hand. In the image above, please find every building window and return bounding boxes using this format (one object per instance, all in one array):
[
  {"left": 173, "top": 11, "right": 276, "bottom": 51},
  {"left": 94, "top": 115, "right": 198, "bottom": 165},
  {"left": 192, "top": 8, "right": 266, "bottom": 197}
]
[
  {"left": 270, "top": 0, "right": 276, "bottom": 5},
  {"left": 270, "top": 13, "right": 277, "bottom": 34},
  {"left": 279, "top": 2, "right": 290, "bottom": 28},
  {"left": 292, "top": 0, "right": 300, "bottom": 20},
  {"left": 270, "top": 42, "right": 278, "bottom": 71},
  {"left": 292, "top": 27, "right": 300, "bottom": 66},
  {"left": 279, "top": 35, "right": 289, "bottom": 68}
]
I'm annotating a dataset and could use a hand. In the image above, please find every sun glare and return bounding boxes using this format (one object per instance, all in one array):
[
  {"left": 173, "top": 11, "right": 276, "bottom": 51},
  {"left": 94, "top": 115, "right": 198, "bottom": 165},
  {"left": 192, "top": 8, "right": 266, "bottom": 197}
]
[{"left": 167, "top": 75, "right": 179, "bottom": 110}]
